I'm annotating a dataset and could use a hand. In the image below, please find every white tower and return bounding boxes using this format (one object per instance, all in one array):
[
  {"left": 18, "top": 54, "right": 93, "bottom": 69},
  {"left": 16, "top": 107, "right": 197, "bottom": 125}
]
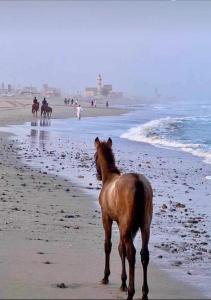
[{"left": 97, "top": 74, "right": 102, "bottom": 95}]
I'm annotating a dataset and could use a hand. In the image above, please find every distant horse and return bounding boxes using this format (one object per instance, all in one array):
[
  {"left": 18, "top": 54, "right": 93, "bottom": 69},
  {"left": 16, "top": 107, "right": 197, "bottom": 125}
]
[
  {"left": 94, "top": 137, "right": 153, "bottom": 300},
  {"left": 41, "top": 105, "right": 52, "bottom": 118},
  {"left": 32, "top": 102, "right": 39, "bottom": 117}
]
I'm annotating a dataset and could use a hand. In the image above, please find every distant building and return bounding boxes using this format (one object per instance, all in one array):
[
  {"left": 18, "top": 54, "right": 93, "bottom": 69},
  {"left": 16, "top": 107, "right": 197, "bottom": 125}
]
[
  {"left": 97, "top": 74, "right": 102, "bottom": 95},
  {"left": 8, "top": 84, "right": 12, "bottom": 92},
  {"left": 101, "top": 84, "right": 112, "bottom": 96},
  {"left": 85, "top": 87, "right": 98, "bottom": 97},
  {"left": 21, "top": 86, "right": 38, "bottom": 95},
  {"left": 0, "top": 82, "right": 7, "bottom": 94},
  {"left": 84, "top": 74, "right": 122, "bottom": 98},
  {"left": 0, "top": 82, "right": 15, "bottom": 95},
  {"left": 42, "top": 84, "right": 61, "bottom": 97}
]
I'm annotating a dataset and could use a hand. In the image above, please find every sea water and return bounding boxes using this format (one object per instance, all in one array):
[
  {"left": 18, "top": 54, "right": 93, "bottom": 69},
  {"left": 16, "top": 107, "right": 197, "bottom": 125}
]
[{"left": 121, "top": 99, "right": 211, "bottom": 165}]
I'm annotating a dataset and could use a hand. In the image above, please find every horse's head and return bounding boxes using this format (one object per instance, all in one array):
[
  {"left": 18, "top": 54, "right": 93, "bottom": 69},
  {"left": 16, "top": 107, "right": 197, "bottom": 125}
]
[{"left": 94, "top": 137, "right": 113, "bottom": 181}]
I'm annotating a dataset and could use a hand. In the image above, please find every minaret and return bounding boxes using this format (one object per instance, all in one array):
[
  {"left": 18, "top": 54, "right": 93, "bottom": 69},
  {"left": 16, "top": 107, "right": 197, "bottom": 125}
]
[{"left": 97, "top": 74, "right": 102, "bottom": 95}]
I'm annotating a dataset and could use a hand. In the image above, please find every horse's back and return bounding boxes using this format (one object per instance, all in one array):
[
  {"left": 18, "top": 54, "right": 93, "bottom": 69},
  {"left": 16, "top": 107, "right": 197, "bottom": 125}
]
[
  {"left": 101, "top": 173, "right": 153, "bottom": 228},
  {"left": 117, "top": 173, "right": 153, "bottom": 231},
  {"left": 117, "top": 173, "right": 153, "bottom": 201}
]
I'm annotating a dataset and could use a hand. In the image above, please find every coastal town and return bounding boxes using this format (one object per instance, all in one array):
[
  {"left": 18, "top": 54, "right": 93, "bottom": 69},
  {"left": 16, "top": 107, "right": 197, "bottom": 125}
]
[{"left": 0, "top": 74, "right": 123, "bottom": 101}]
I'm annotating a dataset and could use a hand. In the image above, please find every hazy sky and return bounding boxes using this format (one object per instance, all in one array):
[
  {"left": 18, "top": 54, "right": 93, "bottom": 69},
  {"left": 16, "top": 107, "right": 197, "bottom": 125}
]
[{"left": 0, "top": 1, "right": 211, "bottom": 99}]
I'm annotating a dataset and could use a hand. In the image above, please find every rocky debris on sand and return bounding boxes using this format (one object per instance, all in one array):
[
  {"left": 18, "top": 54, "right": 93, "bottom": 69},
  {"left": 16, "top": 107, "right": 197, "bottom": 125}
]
[{"left": 56, "top": 283, "right": 67, "bottom": 289}]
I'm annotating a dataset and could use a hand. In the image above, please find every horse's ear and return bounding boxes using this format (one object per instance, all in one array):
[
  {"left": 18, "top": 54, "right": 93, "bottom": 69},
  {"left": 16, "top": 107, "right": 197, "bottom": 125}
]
[
  {"left": 107, "top": 137, "right": 112, "bottom": 147},
  {"left": 95, "top": 137, "right": 100, "bottom": 147}
]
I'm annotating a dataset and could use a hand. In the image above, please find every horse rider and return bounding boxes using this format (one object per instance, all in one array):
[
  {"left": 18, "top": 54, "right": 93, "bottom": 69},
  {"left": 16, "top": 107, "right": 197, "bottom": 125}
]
[
  {"left": 33, "top": 97, "right": 38, "bottom": 104},
  {"left": 42, "top": 97, "right": 48, "bottom": 107}
]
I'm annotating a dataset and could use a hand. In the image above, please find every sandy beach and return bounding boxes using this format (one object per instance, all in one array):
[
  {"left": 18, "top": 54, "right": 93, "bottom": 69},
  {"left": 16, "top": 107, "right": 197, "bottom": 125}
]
[{"left": 0, "top": 96, "right": 209, "bottom": 299}]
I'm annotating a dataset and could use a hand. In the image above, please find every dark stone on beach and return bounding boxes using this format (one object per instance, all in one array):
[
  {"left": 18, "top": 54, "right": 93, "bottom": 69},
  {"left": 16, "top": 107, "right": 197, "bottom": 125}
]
[
  {"left": 176, "top": 202, "right": 186, "bottom": 208},
  {"left": 57, "top": 283, "right": 67, "bottom": 289},
  {"left": 12, "top": 207, "right": 20, "bottom": 211},
  {"left": 65, "top": 188, "right": 70, "bottom": 192},
  {"left": 44, "top": 261, "right": 51, "bottom": 264},
  {"left": 200, "top": 242, "right": 208, "bottom": 245},
  {"left": 161, "top": 204, "right": 167, "bottom": 209},
  {"left": 188, "top": 219, "right": 198, "bottom": 224},
  {"left": 158, "top": 255, "right": 163, "bottom": 259},
  {"left": 65, "top": 215, "right": 75, "bottom": 218},
  {"left": 171, "top": 260, "right": 182, "bottom": 267},
  {"left": 63, "top": 225, "right": 70, "bottom": 229}
]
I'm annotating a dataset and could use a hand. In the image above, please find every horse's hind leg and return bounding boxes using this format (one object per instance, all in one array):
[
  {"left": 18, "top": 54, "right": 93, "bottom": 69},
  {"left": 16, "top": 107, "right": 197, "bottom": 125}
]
[
  {"left": 122, "top": 232, "right": 136, "bottom": 300},
  {"left": 101, "top": 215, "right": 112, "bottom": 285},
  {"left": 118, "top": 240, "right": 127, "bottom": 291},
  {"left": 140, "top": 227, "right": 150, "bottom": 300}
]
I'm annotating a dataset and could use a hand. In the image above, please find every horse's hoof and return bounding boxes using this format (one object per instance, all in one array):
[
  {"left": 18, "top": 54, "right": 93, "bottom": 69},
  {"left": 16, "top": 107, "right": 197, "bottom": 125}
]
[
  {"left": 101, "top": 278, "right": 109, "bottom": 285},
  {"left": 120, "top": 285, "right": 128, "bottom": 292},
  {"left": 142, "top": 295, "right": 148, "bottom": 300}
]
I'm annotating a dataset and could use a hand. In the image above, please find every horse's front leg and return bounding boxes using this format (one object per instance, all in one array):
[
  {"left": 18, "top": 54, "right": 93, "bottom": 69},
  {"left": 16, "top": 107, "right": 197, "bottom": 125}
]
[{"left": 101, "top": 214, "right": 112, "bottom": 285}]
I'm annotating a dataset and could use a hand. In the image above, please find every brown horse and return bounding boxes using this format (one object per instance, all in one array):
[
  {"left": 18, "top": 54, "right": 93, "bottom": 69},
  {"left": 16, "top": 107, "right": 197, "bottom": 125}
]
[
  {"left": 94, "top": 137, "right": 153, "bottom": 300},
  {"left": 41, "top": 105, "right": 52, "bottom": 118},
  {"left": 32, "top": 102, "right": 39, "bottom": 117}
]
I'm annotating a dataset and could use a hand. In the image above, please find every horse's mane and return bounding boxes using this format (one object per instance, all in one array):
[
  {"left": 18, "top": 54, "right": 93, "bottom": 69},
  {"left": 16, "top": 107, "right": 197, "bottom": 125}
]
[{"left": 96, "top": 142, "right": 120, "bottom": 177}]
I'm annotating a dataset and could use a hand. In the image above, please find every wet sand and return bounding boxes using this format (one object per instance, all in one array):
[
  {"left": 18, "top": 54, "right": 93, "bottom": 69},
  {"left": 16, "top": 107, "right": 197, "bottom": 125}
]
[{"left": 0, "top": 96, "right": 208, "bottom": 299}]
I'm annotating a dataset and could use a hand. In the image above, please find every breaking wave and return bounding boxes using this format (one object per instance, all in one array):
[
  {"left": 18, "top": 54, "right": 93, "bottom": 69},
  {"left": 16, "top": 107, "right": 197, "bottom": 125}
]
[{"left": 121, "top": 116, "right": 211, "bottom": 164}]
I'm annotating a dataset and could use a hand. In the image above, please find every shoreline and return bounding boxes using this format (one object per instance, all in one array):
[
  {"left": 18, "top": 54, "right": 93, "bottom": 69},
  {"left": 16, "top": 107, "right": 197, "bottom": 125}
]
[{"left": 0, "top": 97, "right": 209, "bottom": 299}]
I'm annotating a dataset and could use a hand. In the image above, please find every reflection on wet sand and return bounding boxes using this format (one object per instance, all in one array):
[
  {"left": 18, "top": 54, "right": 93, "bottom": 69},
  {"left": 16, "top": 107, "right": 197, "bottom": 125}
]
[
  {"left": 31, "top": 121, "right": 38, "bottom": 127},
  {"left": 29, "top": 119, "right": 51, "bottom": 148},
  {"left": 30, "top": 121, "right": 38, "bottom": 139},
  {"left": 40, "top": 118, "right": 51, "bottom": 127}
]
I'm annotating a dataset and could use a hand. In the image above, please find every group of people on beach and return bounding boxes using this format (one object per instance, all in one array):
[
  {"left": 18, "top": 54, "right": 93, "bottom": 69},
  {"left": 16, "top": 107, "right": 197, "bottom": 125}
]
[
  {"left": 90, "top": 99, "right": 109, "bottom": 108},
  {"left": 90, "top": 99, "right": 97, "bottom": 107},
  {"left": 64, "top": 98, "right": 75, "bottom": 106},
  {"left": 63, "top": 97, "right": 82, "bottom": 120}
]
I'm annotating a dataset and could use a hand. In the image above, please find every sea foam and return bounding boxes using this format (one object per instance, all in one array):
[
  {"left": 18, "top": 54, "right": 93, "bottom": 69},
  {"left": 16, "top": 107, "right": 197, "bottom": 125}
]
[{"left": 121, "top": 116, "right": 211, "bottom": 164}]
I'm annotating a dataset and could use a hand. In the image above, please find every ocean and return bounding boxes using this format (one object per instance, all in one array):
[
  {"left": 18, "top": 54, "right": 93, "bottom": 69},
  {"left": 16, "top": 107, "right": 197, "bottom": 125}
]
[
  {"left": 121, "top": 99, "right": 211, "bottom": 168},
  {"left": 0, "top": 98, "right": 211, "bottom": 297}
]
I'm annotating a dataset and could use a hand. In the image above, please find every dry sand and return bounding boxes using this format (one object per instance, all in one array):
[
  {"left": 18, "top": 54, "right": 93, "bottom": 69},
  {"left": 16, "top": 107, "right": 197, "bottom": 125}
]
[{"left": 0, "top": 96, "right": 206, "bottom": 299}]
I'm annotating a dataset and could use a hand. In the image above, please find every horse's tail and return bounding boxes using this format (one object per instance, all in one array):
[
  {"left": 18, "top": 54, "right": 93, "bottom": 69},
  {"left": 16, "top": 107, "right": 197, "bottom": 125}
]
[{"left": 132, "top": 174, "right": 153, "bottom": 238}]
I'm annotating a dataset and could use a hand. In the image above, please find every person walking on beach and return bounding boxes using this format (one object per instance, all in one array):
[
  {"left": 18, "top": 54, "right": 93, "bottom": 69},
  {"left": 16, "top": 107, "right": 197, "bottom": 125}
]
[
  {"left": 76, "top": 104, "right": 83, "bottom": 120},
  {"left": 106, "top": 100, "right": 109, "bottom": 108}
]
